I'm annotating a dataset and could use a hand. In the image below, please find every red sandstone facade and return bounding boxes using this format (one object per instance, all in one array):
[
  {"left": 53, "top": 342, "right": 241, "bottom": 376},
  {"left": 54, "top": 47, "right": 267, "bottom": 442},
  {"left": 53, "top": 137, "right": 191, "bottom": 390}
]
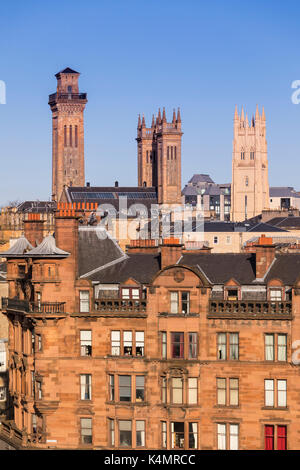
[{"left": 0, "top": 210, "right": 299, "bottom": 450}]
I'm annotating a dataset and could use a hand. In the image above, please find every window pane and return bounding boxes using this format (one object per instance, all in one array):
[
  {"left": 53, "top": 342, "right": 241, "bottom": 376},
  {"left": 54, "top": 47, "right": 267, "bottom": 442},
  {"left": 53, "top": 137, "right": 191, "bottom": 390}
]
[
  {"left": 172, "top": 378, "right": 183, "bottom": 404},
  {"left": 136, "top": 420, "right": 145, "bottom": 447},
  {"left": 189, "top": 422, "right": 197, "bottom": 449},
  {"left": 162, "top": 422, "right": 167, "bottom": 448},
  {"left": 217, "top": 424, "right": 226, "bottom": 450},
  {"left": 170, "top": 292, "right": 179, "bottom": 314},
  {"left": 188, "top": 333, "right": 197, "bottom": 359},
  {"left": 278, "top": 335, "right": 287, "bottom": 361},
  {"left": 265, "top": 334, "right": 274, "bottom": 361},
  {"left": 217, "top": 378, "right": 226, "bottom": 405},
  {"left": 229, "top": 333, "right": 239, "bottom": 360},
  {"left": 136, "top": 331, "right": 144, "bottom": 356},
  {"left": 119, "top": 420, "right": 132, "bottom": 447},
  {"left": 188, "top": 378, "right": 197, "bottom": 404},
  {"left": 265, "top": 379, "right": 274, "bottom": 406},
  {"left": 119, "top": 376, "right": 131, "bottom": 401},
  {"left": 171, "top": 333, "right": 184, "bottom": 358},
  {"left": 217, "top": 334, "right": 226, "bottom": 360},
  {"left": 229, "top": 379, "right": 239, "bottom": 406},
  {"left": 111, "top": 331, "right": 120, "bottom": 355},
  {"left": 81, "top": 418, "right": 92, "bottom": 444},
  {"left": 229, "top": 424, "right": 239, "bottom": 450},
  {"left": 277, "top": 380, "right": 287, "bottom": 407},
  {"left": 136, "top": 376, "right": 145, "bottom": 402}
]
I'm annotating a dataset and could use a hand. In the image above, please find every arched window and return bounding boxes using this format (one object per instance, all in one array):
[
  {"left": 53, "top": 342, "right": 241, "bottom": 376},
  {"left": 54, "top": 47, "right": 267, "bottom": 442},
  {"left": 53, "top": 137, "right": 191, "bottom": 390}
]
[
  {"left": 245, "top": 176, "right": 249, "bottom": 187},
  {"left": 69, "top": 125, "right": 72, "bottom": 147}
]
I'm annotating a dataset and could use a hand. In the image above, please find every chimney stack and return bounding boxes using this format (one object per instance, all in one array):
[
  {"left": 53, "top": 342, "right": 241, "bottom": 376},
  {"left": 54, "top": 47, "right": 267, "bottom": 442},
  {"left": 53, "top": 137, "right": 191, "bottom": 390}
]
[
  {"left": 254, "top": 234, "right": 276, "bottom": 279},
  {"left": 23, "top": 213, "right": 45, "bottom": 247},
  {"left": 160, "top": 238, "right": 183, "bottom": 269}
]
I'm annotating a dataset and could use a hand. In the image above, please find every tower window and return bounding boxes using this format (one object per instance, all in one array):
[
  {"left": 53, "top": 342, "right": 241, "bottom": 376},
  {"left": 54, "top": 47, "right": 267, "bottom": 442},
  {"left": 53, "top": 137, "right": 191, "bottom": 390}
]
[
  {"left": 167, "top": 146, "right": 170, "bottom": 160},
  {"left": 64, "top": 125, "right": 67, "bottom": 147},
  {"left": 245, "top": 176, "right": 249, "bottom": 187},
  {"left": 241, "top": 152, "right": 245, "bottom": 160},
  {"left": 75, "top": 125, "right": 78, "bottom": 147},
  {"left": 69, "top": 125, "right": 73, "bottom": 147},
  {"left": 174, "top": 146, "right": 177, "bottom": 160},
  {"left": 68, "top": 85, "right": 72, "bottom": 94},
  {"left": 171, "top": 146, "right": 173, "bottom": 160},
  {"left": 250, "top": 151, "right": 255, "bottom": 160}
]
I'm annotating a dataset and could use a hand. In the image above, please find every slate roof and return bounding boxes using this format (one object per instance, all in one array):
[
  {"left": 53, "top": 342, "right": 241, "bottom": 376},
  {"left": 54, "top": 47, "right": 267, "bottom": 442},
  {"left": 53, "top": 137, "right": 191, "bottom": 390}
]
[
  {"left": 26, "top": 235, "right": 69, "bottom": 257},
  {"left": 265, "top": 254, "right": 300, "bottom": 284},
  {"left": 179, "top": 253, "right": 256, "bottom": 284},
  {"left": 55, "top": 67, "right": 79, "bottom": 76},
  {"left": 267, "top": 217, "right": 300, "bottom": 229},
  {"left": 65, "top": 186, "right": 158, "bottom": 211},
  {"left": 78, "top": 227, "right": 127, "bottom": 278},
  {"left": 246, "top": 222, "right": 287, "bottom": 233},
  {"left": 0, "top": 236, "right": 33, "bottom": 257},
  {"left": 86, "top": 253, "right": 161, "bottom": 283},
  {"left": 269, "top": 187, "right": 300, "bottom": 198},
  {"left": 17, "top": 201, "right": 56, "bottom": 213},
  {"left": 188, "top": 174, "right": 214, "bottom": 185}
]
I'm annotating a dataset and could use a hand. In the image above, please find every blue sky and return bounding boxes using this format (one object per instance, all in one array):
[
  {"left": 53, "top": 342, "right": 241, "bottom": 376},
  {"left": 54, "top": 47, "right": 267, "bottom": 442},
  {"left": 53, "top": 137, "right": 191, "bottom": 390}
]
[{"left": 0, "top": 0, "right": 300, "bottom": 205}]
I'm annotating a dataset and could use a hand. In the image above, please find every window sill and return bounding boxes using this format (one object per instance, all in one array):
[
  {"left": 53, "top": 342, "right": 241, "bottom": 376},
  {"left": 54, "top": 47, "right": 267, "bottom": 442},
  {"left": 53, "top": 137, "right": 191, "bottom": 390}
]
[
  {"left": 159, "top": 313, "right": 200, "bottom": 317},
  {"left": 261, "top": 406, "right": 289, "bottom": 411},
  {"left": 107, "top": 401, "right": 147, "bottom": 406},
  {"left": 107, "top": 355, "right": 145, "bottom": 359}
]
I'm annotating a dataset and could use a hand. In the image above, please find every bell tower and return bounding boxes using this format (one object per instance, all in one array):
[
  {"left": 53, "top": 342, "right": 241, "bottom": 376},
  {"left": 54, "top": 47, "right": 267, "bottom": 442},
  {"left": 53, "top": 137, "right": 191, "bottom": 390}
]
[
  {"left": 137, "top": 108, "right": 182, "bottom": 204},
  {"left": 231, "top": 105, "right": 269, "bottom": 221},
  {"left": 49, "top": 68, "right": 87, "bottom": 201}
]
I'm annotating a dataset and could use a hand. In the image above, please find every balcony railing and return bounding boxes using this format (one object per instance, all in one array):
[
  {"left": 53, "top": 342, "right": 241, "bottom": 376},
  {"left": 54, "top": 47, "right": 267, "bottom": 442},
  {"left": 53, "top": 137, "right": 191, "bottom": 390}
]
[
  {"left": 2, "top": 298, "right": 65, "bottom": 314},
  {"left": 209, "top": 300, "right": 292, "bottom": 316},
  {"left": 48, "top": 92, "right": 87, "bottom": 103},
  {"left": 94, "top": 298, "right": 147, "bottom": 313}
]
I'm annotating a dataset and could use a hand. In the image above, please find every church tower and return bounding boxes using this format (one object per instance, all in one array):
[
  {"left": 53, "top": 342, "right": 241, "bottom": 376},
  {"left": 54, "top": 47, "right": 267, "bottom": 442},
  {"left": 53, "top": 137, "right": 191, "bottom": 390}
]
[
  {"left": 231, "top": 105, "right": 269, "bottom": 221},
  {"left": 49, "top": 68, "right": 87, "bottom": 201},
  {"left": 137, "top": 108, "right": 182, "bottom": 204}
]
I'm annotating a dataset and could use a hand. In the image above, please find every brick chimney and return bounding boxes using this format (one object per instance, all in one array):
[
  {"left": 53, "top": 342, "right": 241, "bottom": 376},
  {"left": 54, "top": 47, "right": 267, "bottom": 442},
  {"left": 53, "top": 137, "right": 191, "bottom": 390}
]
[
  {"left": 126, "top": 239, "right": 159, "bottom": 254},
  {"left": 23, "top": 213, "right": 45, "bottom": 247},
  {"left": 254, "top": 234, "right": 276, "bottom": 279},
  {"left": 160, "top": 238, "right": 183, "bottom": 269},
  {"left": 55, "top": 206, "right": 80, "bottom": 279}
]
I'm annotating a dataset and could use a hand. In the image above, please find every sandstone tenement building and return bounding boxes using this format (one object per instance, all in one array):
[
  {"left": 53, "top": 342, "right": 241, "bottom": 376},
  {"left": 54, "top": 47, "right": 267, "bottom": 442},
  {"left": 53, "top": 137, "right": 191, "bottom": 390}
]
[{"left": 0, "top": 209, "right": 299, "bottom": 450}]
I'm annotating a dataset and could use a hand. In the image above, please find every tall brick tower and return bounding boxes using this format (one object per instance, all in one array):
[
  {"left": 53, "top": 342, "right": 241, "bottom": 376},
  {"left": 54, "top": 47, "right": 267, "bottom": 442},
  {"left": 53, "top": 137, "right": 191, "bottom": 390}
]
[
  {"left": 48, "top": 68, "right": 87, "bottom": 201},
  {"left": 137, "top": 108, "right": 182, "bottom": 204},
  {"left": 231, "top": 105, "right": 269, "bottom": 221}
]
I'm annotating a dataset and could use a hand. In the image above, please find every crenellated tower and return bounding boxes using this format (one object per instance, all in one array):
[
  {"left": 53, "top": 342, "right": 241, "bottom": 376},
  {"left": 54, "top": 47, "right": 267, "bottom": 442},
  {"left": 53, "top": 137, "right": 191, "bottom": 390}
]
[
  {"left": 48, "top": 68, "right": 87, "bottom": 201},
  {"left": 136, "top": 108, "right": 182, "bottom": 204},
  {"left": 231, "top": 105, "right": 269, "bottom": 221}
]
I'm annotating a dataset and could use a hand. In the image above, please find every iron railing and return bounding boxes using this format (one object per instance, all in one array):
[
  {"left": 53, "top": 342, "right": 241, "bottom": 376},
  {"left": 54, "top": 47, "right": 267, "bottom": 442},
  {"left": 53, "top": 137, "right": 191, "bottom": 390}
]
[{"left": 209, "top": 299, "right": 292, "bottom": 315}]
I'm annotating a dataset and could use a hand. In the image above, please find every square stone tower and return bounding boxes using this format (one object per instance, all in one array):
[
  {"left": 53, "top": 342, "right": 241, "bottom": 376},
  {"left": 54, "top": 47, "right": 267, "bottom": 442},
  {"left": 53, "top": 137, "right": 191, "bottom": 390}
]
[
  {"left": 231, "top": 105, "right": 269, "bottom": 221},
  {"left": 48, "top": 68, "right": 87, "bottom": 201},
  {"left": 136, "top": 108, "right": 182, "bottom": 204}
]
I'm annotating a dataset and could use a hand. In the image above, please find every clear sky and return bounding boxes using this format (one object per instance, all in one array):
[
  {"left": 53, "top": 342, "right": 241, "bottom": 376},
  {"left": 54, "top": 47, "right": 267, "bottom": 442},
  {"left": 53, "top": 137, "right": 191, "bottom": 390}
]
[{"left": 1, "top": 0, "right": 300, "bottom": 205}]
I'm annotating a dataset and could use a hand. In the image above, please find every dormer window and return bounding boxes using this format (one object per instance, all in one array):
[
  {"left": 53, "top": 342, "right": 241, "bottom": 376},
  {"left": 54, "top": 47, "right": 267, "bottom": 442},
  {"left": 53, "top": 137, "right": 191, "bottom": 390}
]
[
  {"left": 121, "top": 288, "right": 140, "bottom": 300},
  {"left": 227, "top": 289, "right": 238, "bottom": 301},
  {"left": 269, "top": 289, "right": 282, "bottom": 302}
]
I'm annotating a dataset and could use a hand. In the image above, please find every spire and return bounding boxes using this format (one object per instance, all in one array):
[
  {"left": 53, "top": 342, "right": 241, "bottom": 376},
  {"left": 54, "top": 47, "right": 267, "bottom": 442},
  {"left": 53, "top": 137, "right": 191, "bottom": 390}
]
[
  {"left": 158, "top": 108, "right": 162, "bottom": 124},
  {"left": 177, "top": 107, "right": 181, "bottom": 123},
  {"left": 234, "top": 105, "right": 239, "bottom": 120},
  {"left": 162, "top": 107, "right": 167, "bottom": 123},
  {"left": 172, "top": 109, "right": 176, "bottom": 124},
  {"left": 262, "top": 106, "right": 266, "bottom": 121},
  {"left": 255, "top": 104, "right": 260, "bottom": 120},
  {"left": 252, "top": 115, "right": 255, "bottom": 127},
  {"left": 240, "top": 106, "right": 244, "bottom": 121},
  {"left": 142, "top": 114, "right": 146, "bottom": 128},
  {"left": 245, "top": 113, "right": 249, "bottom": 127},
  {"left": 151, "top": 114, "right": 155, "bottom": 127},
  {"left": 138, "top": 114, "right": 141, "bottom": 128}
]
